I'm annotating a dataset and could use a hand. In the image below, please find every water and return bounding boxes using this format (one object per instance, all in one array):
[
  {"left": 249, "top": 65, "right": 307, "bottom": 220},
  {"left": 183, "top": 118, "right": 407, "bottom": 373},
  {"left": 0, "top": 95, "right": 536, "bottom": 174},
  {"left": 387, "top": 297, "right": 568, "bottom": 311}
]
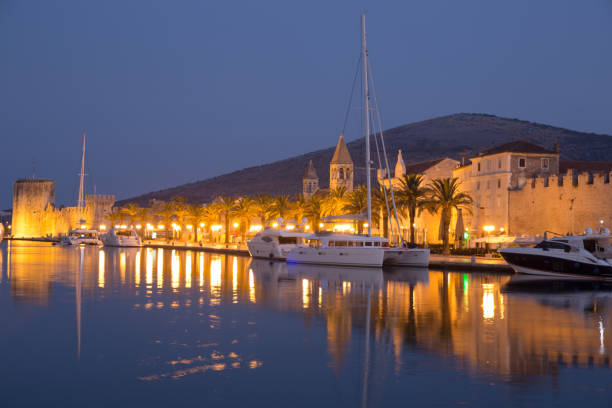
[{"left": 1, "top": 241, "right": 612, "bottom": 407}]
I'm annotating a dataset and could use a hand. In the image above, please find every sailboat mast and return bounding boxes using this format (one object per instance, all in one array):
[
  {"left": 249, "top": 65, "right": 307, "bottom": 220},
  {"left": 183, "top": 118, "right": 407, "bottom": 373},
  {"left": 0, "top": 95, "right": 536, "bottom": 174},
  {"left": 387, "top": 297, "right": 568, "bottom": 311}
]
[
  {"left": 77, "top": 132, "right": 86, "bottom": 217},
  {"left": 362, "top": 13, "right": 372, "bottom": 236}
]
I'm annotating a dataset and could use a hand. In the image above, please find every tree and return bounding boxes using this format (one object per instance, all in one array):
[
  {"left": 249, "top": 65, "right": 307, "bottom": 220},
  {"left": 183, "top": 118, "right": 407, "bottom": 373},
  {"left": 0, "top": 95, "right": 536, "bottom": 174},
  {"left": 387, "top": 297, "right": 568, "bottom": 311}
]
[
  {"left": 218, "top": 196, "right": 237, "bottom": 244},
  {"left": 156, "top": 202, "right": 176, "bottom": 241},
  {"left": 253, "top": 194, "right": 272, "bottom": 227},
  {"left": 107, "top": 207, "right": 122, "bottom": 228},
  {"left": 171, "top": 196, "right": 188, "bottom": 240},
  {"left": 323, "top": 186, "right": 347, "bottom": 216},
  {"left": 270, "top": 194, "right": 292, "bottom": 223},
  {"left": 292, "top": 193, "right": 308, "bottom": 228},
  {"left": 424, "top": 178, "right": 473, "bottom": 255},
  {"left": 343, "top": 185, "right": 368, "bottom": 234},
  {"left": 137, "top": 207, "right": 150, "bottom": 239},
  {"left": 304, "top": 195, "right": 324, "bottom": 232},
  {"left": 396, "top": 174, "right": 429, "bottom": 244},
  {"left": 372, "top": 187, "right": 390, "bottom": 239},
  {"left": 202, "top": 203, "right": 222, "bottom": 243},
  {"left": 121, "top": 203, "right": 141, "bottom": 227},
  {"left": 233, "top": 196, "right": 255, "bottom": 243},
  {"left": 187, "top": 204, "right": 206, "bottom": 242}
]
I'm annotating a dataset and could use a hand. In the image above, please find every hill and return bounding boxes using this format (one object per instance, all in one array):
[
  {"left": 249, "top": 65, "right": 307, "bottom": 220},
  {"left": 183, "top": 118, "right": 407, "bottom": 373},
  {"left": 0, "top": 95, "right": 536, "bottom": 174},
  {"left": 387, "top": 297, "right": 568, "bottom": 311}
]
[{"left": 118, "top": 113, "right": 612, "bottom": 206}]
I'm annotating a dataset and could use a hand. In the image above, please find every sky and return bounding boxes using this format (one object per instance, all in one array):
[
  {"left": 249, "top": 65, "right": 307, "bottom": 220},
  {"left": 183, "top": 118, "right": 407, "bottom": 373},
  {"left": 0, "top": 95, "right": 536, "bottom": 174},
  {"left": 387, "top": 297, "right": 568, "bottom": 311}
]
[{"left": 2, "top": 0, "right": 612, "bottom": 208}]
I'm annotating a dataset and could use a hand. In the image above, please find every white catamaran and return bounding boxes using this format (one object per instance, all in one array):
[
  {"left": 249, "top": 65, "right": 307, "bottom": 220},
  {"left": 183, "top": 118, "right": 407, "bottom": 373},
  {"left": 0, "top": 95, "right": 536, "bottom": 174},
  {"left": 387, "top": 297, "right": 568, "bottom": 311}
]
[{"left": 287, "top": 14, "right": 429, "bottom": 268}]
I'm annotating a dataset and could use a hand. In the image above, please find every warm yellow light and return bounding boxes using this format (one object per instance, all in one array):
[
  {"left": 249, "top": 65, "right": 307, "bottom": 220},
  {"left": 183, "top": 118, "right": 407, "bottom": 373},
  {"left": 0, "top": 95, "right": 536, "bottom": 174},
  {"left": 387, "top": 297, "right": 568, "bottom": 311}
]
[
  {"left": 233, "top": 222, "right": 239, "bottom": 228},
  {"left": 363, "top": 223, "right": 369, "bottom": 228},
  {"left": 171, "top": 222, "right": 176, "bottom": 228},
  {"left": 186, "top": 224, "right": 193, "bottom": 230},
  {"left": 483, "top": 225, "right": 495, "bottom": 232},
  {"left": 120, "top": 224, "right": 127, "bottom": 229},
  {"left": 285, "top": 224, "right": 295, "bottom": 230},
  {"left": 199, "top": 222, "right": 205, "bottom": 228},
  {"left": 211, "top": 224, "right": 223, "bottom": 232},
  {"left": 305, "top": 225, "right": 310, "bottom": 230},
  {"left": 319, "top": 223, "right": 324, "bottom": 228},
  {"left": 136, "top": 224, "right": 142, "bottom": 230},
  {"left": 500, "top": 227, "right": 505, "bottom": 232},
  {"left": 80, "top": 224, "right": 86, "bottom": 229},
  {"left": 272, "top": 222, "right": 279, "bottom": 228},
  {"left": 249, "top": 224, "right": 263, "bottom": 232},
  {"left": 114, "top": 224, "right": 121, "bottom": 229},
  {"left": 333, "top": 223, "right": 353, "bottom": 232},
  {"left": 99, "top": 224, "right": 106, "bottom": 231},
  {"left": 146, "top": 223, "right": 154, "bottom": 230},
  {"left": 157, "top": 224, "right": 165, "bottom": 230}
]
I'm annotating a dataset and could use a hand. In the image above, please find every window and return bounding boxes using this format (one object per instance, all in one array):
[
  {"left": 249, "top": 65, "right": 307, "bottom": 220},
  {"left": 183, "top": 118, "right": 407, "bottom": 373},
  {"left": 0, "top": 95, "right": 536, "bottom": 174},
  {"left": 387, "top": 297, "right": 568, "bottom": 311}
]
[
  {"left": 346, "top": 168, "right": 350, "bottom": 179},
  {"left": 339, "top": 168, "right": 344, "bottom": 179},
  {"left": 498, "top": 159, "right": 502, "bottom": 169},
  {"left": 541, "top": 158, "right": 549, "bottom": 169},
  {"left": 497, "top": 179, "right": 501, "bottom": 188},
  {"left": 519, "top": 158, "right": 526, "bottom": 168},
  {"left": 477, "top": 162, "right": 481, "bottom": 172},
  {"left": 476, "top": 181, "right": 480, "bottom": 190}
]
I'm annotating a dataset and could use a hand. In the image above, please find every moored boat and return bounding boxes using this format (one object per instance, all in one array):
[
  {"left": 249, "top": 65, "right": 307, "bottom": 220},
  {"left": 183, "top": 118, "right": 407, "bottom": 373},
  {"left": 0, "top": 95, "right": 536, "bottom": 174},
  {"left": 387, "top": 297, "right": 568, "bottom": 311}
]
[
  {"left": 60, "top": 229, "right": 102, "bottom": 246},
  {"left": 100, "top": 228, "right": 142, "bottom": 247},
  {"left": 499, "top": 228, "right": 612, "bottom": 280},
  {"left": 383, "top": 246, "right": 430, "bottom": 267},
  {"left": 247, "top": 228, "right": 311, "bottom": 260}
]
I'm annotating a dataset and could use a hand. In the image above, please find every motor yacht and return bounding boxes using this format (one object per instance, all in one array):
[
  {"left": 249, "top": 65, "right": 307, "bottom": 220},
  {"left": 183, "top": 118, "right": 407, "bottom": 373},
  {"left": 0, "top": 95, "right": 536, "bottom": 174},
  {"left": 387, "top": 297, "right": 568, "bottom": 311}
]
[
  {"left": 100, "top": 228, "right": 142, "bottom": 247},
  {"left": 499, "top": 228, "right": 612, "bottom": 280},
  {"left": 286, "top": 232, "right": 387, "bottom": 267},
  {"left": 247, "top": 228, "right": 311, "bottom": 260},
  {"left": 60, "top": 229, "right": 102, "bottom": 246}
]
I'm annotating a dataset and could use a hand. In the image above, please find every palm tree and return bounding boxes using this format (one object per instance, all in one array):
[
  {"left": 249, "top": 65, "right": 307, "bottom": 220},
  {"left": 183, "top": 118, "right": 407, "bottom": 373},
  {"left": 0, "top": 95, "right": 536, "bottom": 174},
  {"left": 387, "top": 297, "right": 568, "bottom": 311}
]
[
  {"left": 137, "top": 207, "right": 150, "bottom": 239},
  {"left": 218, "top": 196, "right": 237, "bottom": 245},
  {"left": 253, "top": 194, "right": 272, "bottom": 227},
  {"left": 121, "top": 202, "right": 141, "bottom": 228},
  {"left": 424, "top": 178, "right": 473, "bottom": 255},
  {"left": 343, "top": 185, "right": 368, "bottom": 234},
  {"left": 107, "top": 207, "right": 122, "bottom": 228},
  {"left": 270, "top": 194, "right": 292, "bottom": 223},
  {"left": 233, "top": 196, "right": 255, "bottom": 243},
  {"left": 202, "top": 203, "right": 221, "bottom": 243},
  {"left": 323, "top": 186, "right": 347, "bottom": 216},
  {"left": 156, "top": 202, "right": 175, "bottom": 241},
  {"left": 397, "top": 174, "right": 429, "bottom": 244},
  {"left": 372, "top": 187, "right": 391, "bottom": 239},
  {"left": 304, "top": 195, "right": 324, "bottom": 233},
  {"left": 187, "top": 204, "right": 206, "bottom": 242},
  {"left": 171, "top": 196, "right": 188, "bottom": 240},
  {"left": 292, "top": 193, "right": 308, "bottom": 228}
]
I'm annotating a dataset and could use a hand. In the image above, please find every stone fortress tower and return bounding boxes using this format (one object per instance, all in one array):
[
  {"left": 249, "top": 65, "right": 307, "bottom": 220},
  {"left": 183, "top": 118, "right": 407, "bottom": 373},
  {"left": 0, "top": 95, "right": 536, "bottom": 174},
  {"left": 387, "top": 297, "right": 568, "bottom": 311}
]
[
  {"left": 12, "top": 179, "right": 56, "bottom": 238},
  {"left": 329, "top": 133, "right": 354, "bottom": 192},
  {"left": 302, "top": 160, "right": 319, "bottom": 198},
  {"left": 11, "top": 177, "right": 115, "bottom": 238}
]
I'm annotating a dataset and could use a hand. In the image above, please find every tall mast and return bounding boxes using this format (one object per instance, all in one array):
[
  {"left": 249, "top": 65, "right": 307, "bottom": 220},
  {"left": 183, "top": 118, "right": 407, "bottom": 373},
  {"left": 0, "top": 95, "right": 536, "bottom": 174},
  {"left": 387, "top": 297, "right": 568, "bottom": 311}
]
[
  {"left": 362, "top": 13, "right": 372, "bottom": 236},
  {"left": 77, "top": 132, "right": 86, "bottom": 219}
]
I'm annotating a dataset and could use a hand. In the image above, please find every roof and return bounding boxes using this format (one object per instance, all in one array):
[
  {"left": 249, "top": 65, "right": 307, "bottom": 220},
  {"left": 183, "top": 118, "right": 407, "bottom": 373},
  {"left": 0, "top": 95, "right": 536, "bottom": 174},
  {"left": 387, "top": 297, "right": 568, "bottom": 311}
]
[
  {"left": 404, "top": 158, "right": 445, "bottom": 175},
  {"left": 478, "top": 140, "right": 555, "bottom": 156},
  {"left": 330, "top": 134, "right": 353, "bottom": 164},
  {"left": 303, "top": 160, "right": 318, "bottom": 179},
  {"left": 560, "top": 160, "right": 612, "bottom": 174}
]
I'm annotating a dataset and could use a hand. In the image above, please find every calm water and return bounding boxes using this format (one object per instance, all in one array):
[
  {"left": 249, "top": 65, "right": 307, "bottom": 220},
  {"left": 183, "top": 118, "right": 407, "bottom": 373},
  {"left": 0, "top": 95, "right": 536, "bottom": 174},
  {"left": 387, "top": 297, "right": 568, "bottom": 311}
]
[{"left": 1, "top": 241, "right": 612, "bottom": 407}]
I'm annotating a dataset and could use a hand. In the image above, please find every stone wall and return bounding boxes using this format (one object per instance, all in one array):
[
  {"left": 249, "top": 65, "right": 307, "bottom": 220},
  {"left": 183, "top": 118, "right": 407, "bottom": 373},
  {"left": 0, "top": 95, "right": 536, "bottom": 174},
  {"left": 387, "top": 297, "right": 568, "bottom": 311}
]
[{"left": 508, "top": 170, "right": 612, "bottom": 236}]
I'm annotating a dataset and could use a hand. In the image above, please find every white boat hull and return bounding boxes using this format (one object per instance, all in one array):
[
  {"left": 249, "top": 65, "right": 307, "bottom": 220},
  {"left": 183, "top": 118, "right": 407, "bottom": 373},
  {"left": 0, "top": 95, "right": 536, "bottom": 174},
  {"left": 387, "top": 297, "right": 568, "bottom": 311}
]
[
  {"left": 286, "top": 246, "right": 385, "bottom": 267},
  {"left": 100, "top": 235, "right": 142, "bottom": 247},
  {"left": 61, "top": 236, "right": 101, "bottom": 246},
  {"left": 383, "top": 248, "right": 430, "bottom": 267},
  {"left": 247, "top": 240, "right": 295, "bottom": 260}
]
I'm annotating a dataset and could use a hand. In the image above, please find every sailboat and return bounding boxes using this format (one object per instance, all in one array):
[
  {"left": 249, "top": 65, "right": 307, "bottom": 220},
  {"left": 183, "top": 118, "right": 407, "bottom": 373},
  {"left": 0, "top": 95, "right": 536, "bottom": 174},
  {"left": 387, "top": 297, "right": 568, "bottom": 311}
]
[
  {"left": 287, "top": 14, "right": 388, "bottom": 267},
  {"left": 61, "top": 133, "right": 102, "bottom": 246}
]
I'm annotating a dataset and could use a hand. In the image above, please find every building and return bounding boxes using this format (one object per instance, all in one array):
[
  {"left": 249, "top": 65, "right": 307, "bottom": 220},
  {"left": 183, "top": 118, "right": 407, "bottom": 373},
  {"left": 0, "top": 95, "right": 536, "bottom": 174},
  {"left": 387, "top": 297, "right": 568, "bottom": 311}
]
[
  {"left": 11, "top": 178, "right": 115, "bottom": 238},
  {"left": 329, "top": 133, "right": 354, "bottom": 192},
  {"left": 454, "top": 140, "right": 612, "bottom": 244},
  {"left": 302, "top": 160, "right": 319, "bottom": 198}
]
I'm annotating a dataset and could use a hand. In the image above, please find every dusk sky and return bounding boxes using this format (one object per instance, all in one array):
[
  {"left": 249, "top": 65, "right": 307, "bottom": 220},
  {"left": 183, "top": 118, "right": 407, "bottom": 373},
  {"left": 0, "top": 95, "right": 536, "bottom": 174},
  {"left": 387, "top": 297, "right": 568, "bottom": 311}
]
[{"left": 2, "top": 0, "right": 612, "bottom": 208}]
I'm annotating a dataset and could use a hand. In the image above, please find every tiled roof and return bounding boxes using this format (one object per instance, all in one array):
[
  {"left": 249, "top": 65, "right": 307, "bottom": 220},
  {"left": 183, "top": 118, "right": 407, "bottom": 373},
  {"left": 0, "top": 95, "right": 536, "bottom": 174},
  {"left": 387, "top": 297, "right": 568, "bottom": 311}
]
[
  {"left": 478, "top": 140, "right": 555, "bottom": 156},
  {"left": 560, "top": 160, "right": 612, "bottom": 174},
  {"left": 330, "top": 134, "right": 353, "bottom": 164},
  {"left": 403, "top": 158, "right": 445, "bottom": 175},
  {"left": 303, "top": 160, "right": 318, "bottom": 179}
]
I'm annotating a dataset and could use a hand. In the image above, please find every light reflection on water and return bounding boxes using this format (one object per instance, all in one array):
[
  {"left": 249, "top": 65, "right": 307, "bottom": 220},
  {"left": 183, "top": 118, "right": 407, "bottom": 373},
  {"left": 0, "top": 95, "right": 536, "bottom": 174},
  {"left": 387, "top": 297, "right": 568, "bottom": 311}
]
[{"left": 1, "top": 241, "right": 612, "bottom": 407}]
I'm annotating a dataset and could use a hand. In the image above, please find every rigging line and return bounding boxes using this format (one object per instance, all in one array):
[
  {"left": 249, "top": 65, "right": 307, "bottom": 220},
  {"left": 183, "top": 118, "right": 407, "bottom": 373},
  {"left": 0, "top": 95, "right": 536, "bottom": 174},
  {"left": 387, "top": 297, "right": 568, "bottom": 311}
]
[
  {"left": 342, "top": 53, "right": 363, "bottom": 134},
  {"left": 368, "top": 58, "right": 402, "bottom": 242},
  {"left": 371, "top": 108, "right": 396, "bottom": 240}
]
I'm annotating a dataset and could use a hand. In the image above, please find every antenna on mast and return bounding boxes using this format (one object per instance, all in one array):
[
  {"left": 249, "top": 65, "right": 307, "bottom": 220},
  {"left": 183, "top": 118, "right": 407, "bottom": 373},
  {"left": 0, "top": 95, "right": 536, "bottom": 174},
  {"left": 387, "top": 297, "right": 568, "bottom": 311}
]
[{"left": 77, "top": 132, "right": 87, "bottom": 221}]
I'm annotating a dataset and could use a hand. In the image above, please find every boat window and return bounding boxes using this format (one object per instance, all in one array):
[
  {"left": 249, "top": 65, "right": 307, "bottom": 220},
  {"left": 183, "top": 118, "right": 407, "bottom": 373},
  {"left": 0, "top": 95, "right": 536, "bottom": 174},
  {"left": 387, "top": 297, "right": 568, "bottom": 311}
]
[
  {"left": 278, "top": 237, "right": 297, "bottom": 245},
  {"left": 117, "top": 230, "right": 132, "bottom": 237},
  {"left": 583, "top": 240, "right": 597, "bottom": 253},
  {"left": 535, "top": 241, "right": 571, "bottom": 251},
  {"left": 365, "top": 242, "right": 372, "bottom": 247}
]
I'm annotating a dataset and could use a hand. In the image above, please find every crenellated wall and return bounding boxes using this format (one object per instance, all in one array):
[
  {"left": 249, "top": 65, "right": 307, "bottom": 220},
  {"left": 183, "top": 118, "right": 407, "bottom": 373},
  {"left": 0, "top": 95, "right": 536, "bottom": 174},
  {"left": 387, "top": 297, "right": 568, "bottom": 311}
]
[{"left": 508, "top": 170, "right": 612, "bottom": 236}]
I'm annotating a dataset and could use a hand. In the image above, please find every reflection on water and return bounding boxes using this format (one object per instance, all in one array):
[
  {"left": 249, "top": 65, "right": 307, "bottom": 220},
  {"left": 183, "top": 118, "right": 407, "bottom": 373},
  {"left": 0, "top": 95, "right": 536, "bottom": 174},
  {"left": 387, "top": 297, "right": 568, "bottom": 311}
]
[{"left": 1, "top": 241, "right": 612, "bottom": 407}]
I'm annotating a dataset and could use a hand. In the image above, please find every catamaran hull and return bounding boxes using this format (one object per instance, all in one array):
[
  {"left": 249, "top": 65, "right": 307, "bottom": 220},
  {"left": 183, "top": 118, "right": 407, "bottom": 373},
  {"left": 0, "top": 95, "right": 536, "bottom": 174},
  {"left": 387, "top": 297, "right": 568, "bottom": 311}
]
[
  {"left": 286, "top": 247, "right": 385, "bottom": 267},
  {"left": 383, "top": 248, "right": 430, "bottom": 267},
  {"left": 247, "top": 241, "right": 288, "bottom": 260}
]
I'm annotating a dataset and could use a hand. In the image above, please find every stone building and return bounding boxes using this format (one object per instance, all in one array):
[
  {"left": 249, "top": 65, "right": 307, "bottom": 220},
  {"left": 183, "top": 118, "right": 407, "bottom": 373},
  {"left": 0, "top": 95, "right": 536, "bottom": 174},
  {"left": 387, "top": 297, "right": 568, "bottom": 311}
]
[
  {"left": 329, "top": 133, "right": 353, "bottom": 192},
  {"left": 379, "top": 150, "right": 459, "bottom": 243},
  {"left": 11, "top": 178, "right": 115, "bottom": 238},
  {"left": 302, "top": 160, "right": 319, "bottom": 198},
  {"left": 453, "top": 140, "right": 612, "bottom": 243}
]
